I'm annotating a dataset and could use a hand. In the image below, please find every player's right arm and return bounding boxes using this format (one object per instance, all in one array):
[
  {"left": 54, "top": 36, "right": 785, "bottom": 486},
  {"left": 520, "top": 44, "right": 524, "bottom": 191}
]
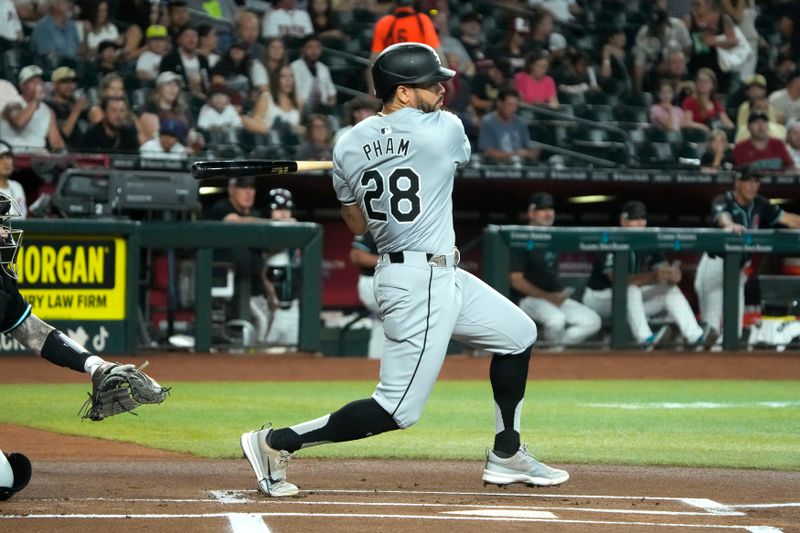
[{"left": 342, "top": 203, "right": 368, "bottom": 236}]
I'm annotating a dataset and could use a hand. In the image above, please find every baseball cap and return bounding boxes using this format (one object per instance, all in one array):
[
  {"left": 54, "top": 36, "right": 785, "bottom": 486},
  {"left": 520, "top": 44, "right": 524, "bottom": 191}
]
[
  {"left": 748, "top": 110, "right": 769, "bottom": 124},
  {"left": 159, "top": 117, "right": 187, "bottom": 141},
  {"left": 460, "top": 10, "right": 483, "bottom": 24},
  {"left": 146, "top": 24, "right": 168, "bottom": 39},
  {"left": 229, "top": 176, "right": 256, "bottom": 187},
  {"left": 51, "top": 66, "right": 77, "bottom": 83},
  {"left": 156, "top": 71, "right": 182, "bottom": 86},
  {"left": 230, "top": 38, "right": 249, "bottom": 51},
  {"left": 18, "top": 65, "right": 43, "bottom": 85},
  {"left": 97, "top": 40, "right": 121, "bottom": 54},
  {"left": 529, "top": 192, "right": 554, "bottom": 210},
  {"left": 269, "top": 188, "right": 294, "bottom": 211},
  {"left": 0, "top": 140, "right": 12, "bottom": 157},
  {"left": 744, "top": 73, "right": 767, "bottom": 87},
  {"left": 736, "top": 166, "right": 762, "bottom": 181},
  {"left": 620, "top": 200, "right": 647, "bottom": 220}
]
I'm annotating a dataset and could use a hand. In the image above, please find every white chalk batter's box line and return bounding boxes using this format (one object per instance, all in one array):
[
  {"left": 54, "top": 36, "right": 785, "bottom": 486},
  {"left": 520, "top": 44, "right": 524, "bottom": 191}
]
[{"left": 3, "top": 490, "right": 793, "bottom": 532}]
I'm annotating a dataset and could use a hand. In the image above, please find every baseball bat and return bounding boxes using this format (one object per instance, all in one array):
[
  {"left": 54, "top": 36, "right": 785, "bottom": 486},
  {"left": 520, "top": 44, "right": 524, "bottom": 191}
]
[{"left": 191, "top": 160, "right": 333, "bottom": 181}]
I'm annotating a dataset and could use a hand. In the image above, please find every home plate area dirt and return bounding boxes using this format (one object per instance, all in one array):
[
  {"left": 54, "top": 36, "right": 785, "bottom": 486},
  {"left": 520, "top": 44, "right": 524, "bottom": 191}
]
[{"left": 1, "top": 352, "right": 799, "bottom": 532}]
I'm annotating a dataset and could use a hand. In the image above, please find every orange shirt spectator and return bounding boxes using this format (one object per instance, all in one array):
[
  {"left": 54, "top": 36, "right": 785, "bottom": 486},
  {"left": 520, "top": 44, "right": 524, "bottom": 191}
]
[{"left": 371, "top": 3, "right": 439, "bottom": 53}]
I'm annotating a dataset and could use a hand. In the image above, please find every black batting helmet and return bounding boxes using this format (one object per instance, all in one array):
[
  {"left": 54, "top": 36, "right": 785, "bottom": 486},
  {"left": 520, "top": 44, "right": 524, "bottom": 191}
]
[
  {"left": 269, "top": 188, "right": 294, "bottom": 211},
  {"left": 371, "top": 42, "right": 455, "bottom": 100}
]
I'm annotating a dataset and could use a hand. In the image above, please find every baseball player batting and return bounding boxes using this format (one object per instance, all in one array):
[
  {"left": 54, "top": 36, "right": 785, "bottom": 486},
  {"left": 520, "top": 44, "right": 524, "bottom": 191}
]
[{"left": 240, "top": 42, "right": 568, "bottom": 497}]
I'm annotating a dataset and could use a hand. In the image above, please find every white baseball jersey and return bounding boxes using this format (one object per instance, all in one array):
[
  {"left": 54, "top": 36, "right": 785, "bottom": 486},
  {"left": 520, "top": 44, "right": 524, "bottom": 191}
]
[{"left": 332, "top": 108, "right": 470, "bottom": 254}]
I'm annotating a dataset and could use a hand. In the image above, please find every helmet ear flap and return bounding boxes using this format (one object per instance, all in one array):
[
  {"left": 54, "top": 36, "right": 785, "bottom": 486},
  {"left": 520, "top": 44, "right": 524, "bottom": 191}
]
[{"left": 0, "top": 451, "right": 32, "bottom": 501}]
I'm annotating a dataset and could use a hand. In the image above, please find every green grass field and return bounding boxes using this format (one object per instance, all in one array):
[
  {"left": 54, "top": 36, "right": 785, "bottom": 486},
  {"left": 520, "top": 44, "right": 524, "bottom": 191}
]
[{"left": 1, "top": 380, "right": 798, "bottom": 470}]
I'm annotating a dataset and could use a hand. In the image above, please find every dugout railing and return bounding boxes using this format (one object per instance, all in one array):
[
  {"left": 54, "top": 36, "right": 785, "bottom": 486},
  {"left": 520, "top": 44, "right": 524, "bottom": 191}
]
[{"left": 483, "top": 225, "right": 800, "bottom": 350}]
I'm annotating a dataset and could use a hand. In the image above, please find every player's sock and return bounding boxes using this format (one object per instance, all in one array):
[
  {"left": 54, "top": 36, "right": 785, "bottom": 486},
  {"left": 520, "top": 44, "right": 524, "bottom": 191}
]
[
  {"left": 490, "top": 345, "right": 532, "bottom": 458},
  {"left": 267, "top": 398, "right": 399, "bottom": 453},
  {"left": 41, "top": 330, "right": 91, "bottom": 373}
]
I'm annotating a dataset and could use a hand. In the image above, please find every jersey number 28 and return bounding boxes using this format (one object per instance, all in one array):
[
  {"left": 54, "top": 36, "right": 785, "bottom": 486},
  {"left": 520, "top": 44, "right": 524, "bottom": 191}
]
[{"left": 361, "top": 168, "right": 421, "bottom": 223}]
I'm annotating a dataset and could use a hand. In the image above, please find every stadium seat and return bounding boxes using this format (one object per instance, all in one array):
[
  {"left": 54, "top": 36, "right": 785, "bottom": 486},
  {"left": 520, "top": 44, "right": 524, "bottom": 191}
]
[
  {"left": 557, "top": 91, "right": 585, "bottom": 107},
  {"left": 681, "top": 127, "right": 709, "bottom": 144},
  {"left": 640, "top": 141, "right": 676, "bottom": 168},
  {"left": 645, "top": 127, "right": 682, "bottom": 145},
  {"left": 577, "top": 104, "right": 614, "bottom": 123},
  {"left": 677, "top": 141, "right": 705, "bottom": 160},
  {"left": 585, "top": 91, "right": 619, "bottom": 107},
  {"left": 614, "top": 105, "right": 650, "bottom": 125}
]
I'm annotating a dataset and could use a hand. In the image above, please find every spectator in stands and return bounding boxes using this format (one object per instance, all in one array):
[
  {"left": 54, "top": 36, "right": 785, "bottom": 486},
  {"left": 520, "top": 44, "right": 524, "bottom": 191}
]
[
  {"left": 684, "top": 0, "right": 738, "bottom": 93},
  {"left": 29, "top": 0, "right": 81, "bottom": 59},
  {"left": 94, "top": 40, "right": 123, "bottom": 78},
  {"left": 768, "top": 68, "right": 800, "bottom": 125},
  {"left": 632, "top": 2, "right": 691, "bottom": 93},
  {"left": 210, "top": 39, "right": 258, "bottom": 98},
  {"left": 166, "top": 0, "right": 191, "bottom": 39},
  {"left": 732, "top": 110, "right": 795, "bottom": 171},
  {"left": 527, "top": 6, "right": 567, "bottom": 59},
  {"left": 80, "top": 95, "right": 139, "bottom": 153},
  {"left": 87, "top": 73, "right": 136, "bottom": 127},
  {"left": 0, "top": 141, "right": 27, "bottom": 218},
  {"left": 651, "top": 81, "right": 693, "bottom": 131},
  {"left": 720, "top": 0, "right": 758, "bottom": 81},
  {"left": 262, "top": 0, "right": 314, "bottom": 40},
  {"left": 197, "top": 24, "right": 221, "bottom": 68},
  {"left": 80, "top": 0, "right": 121, "bottom": 58},
  {"left": 246, "top": 64, "right": 305, "bottom": 144},
  {"left": 139, "top": 71, "right": 193, "bottom": 142},
  {"left": 295, "top": 113, "right": 333, "bottom": 160},
  {"left": 160, "top": 24, "right": 211, "bottom": 99},
  {"left": 488, "top": 16, "right": 531, "bottom": 74},
  {"left": 432, "top": 9, "right": 475, "bottom": 78},
  {"left": 478, "top": 87, "right": 539, "bottom": 164},
  {"left": 350, "top": 231, "right": 382, "bottom": 359},
  {"left": 700, "top": 128, "right": 733, "bottom": 171},
  {"left": 0, "top": 0, "right": 23, "bottom": 52},
  {"left": 198, "top": 85, "right": 243, "bottom": 140},
  {"left": 290, "top": 33, "right": 337, "bottom": 114},
  {"left": 139, "top": 117, "right": 189, "bottom": 159},
  {"left": 514, "top": 50, "right": 558, "bottom": 108},
  {"left": 786, "top": 118, "right": 800, "bottom": 168},
  {"left": 644, "top": 48, "right": 692, "bottom": 96},
  {"left": 510, "top": 192, "right": 601, "bottom": 349},
  {"left": 527, "top": 0, "right": 583, "bottom": 23},
  {"left": 682, "top": 68, "right": 734, "bottom": 130},
  {"left": 136, "top": 25, "right": 170, "bottom": 82},
  {"left": 0, "top": 65, "right": 64, "bottom": 154},
  {"left": 46, "top": 66, "right": 87, "bottom": 149},
  {"left": 261, "top": 37, "right": 289, "bottom": 82},
  {"left": 555, "top": 48, "right": 598, "bottom": 97},
  {"left": 598, "top": 27, "right": 631, "bottom": 94},
  {"left": 456, "top": 10, "right": 487, "bottom": 64},
  {"left": 119, "top": 0, "right": 166, "bottom": 61},
  {"left": 736, "top": 74, "right": 776, "bottom": 130},
  {"left": 237, "top": 10, "right": 265, "bottom": 61},
  {"left": 307, "top": 0, "right": 347, "bottom": 44},
  {"left": 370, "top": 0, "right": 440, "bottom": 54},
  {"left": 734, "top": 96, "right": 786, "bottom": 142},
  {"left": 333, "top": 94, "right": 379, "bottom": 143},
  {"left": 470, "top": 58, "right": 510, "bottom": 117},
  {"left": 582, "top": 200, "right": 711, "bottom": 349},
  {"left": 779, "top": 1, "right": 800, "bottom": 59},
  {"left": 694, "top": 166, "right": 800, "bottom": 342}
]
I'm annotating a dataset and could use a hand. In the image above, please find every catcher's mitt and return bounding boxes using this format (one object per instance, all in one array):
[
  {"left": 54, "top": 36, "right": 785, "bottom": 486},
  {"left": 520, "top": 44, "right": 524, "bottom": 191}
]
[{"left": 80, "top": 361, "right": 170, "bottom": 421}]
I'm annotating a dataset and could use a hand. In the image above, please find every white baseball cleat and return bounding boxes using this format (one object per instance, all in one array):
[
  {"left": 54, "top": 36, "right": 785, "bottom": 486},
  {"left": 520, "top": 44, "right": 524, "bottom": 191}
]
[
  {"left": 240, "top": 426, "right": 299, "bottom": 497},
  {"left": 482, "top": 444, "right": 569, "bottom": 487}
]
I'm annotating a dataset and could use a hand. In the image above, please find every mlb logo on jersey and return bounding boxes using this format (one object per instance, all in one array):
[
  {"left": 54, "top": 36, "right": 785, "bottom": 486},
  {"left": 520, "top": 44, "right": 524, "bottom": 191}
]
[{"left": 381, "top": 127, "right": 392, "bottom": 135}]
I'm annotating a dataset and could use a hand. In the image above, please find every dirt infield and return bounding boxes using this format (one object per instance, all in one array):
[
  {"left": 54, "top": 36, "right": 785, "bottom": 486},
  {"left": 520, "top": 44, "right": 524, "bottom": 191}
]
[{"left": 1, "top": 352, "right": 799, "bottom": 532}]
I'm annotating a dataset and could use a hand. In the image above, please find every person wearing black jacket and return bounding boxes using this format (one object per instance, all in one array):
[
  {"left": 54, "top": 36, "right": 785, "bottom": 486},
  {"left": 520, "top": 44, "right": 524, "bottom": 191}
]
[
  {"left": 159, "top": 24, "right": 210, "bottom": 99},
  {"left": 80, "top": 96, "right": 139, "bottom": 154}
]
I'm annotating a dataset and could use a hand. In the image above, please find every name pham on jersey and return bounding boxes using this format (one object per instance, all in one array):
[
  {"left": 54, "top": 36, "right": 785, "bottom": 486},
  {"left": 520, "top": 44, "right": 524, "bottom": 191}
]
[{"left": 362, "top": 137, "right": 410, "bottom": 161}]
